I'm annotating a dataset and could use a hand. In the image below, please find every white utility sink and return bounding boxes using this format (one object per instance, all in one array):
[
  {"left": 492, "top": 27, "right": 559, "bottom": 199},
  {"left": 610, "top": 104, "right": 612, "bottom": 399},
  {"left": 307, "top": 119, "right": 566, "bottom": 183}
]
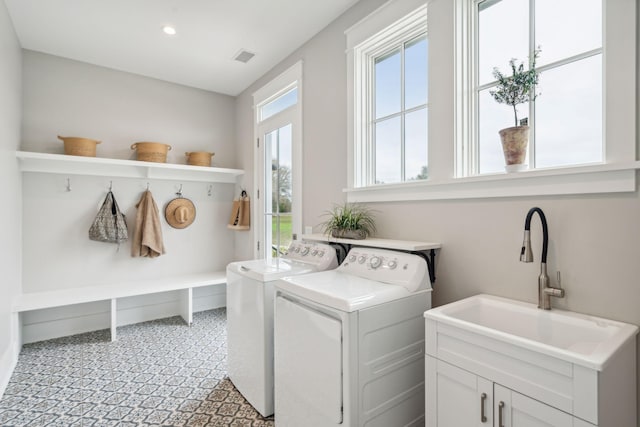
[{"left": 424, "top": 294, "right": 638, "bottom": 370}]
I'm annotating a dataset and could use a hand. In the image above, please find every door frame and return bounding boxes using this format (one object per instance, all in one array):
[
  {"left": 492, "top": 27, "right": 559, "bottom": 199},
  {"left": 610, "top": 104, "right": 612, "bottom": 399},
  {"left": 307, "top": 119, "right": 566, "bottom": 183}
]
[{"left": 252, "top": 61, "right": 303, "bottom": 259}]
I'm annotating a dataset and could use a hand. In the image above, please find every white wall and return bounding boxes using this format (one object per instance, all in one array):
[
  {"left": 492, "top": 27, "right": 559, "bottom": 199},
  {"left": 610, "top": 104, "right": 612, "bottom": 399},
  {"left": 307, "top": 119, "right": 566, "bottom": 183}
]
[
  {"left": 0, "top": 0, "right": 22, "bottom": 396},
  {"left": 20, "top": 52, "right": 238, "bottom": 340},
  {"left": 235, "top": 0, "right": 640, "bottom": 423}
]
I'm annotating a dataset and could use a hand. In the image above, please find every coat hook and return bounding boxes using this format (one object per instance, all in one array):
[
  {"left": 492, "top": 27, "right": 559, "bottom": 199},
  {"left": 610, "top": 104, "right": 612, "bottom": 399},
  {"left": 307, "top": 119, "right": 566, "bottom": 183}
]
[
  {"left": 207, "top": 185, "right": 213, "bottom": 197},
  {"left": 66, "top": 178, "right": 71, "bottom": 192},
  {"left": 146, "top": 182, "right": 150, "bottom": 191},
  {"left": 176, "top": 184, "right": 183, "bottom": 197},
  {"left": 109, "top": 181, "right": 113, "bottom": 191}
]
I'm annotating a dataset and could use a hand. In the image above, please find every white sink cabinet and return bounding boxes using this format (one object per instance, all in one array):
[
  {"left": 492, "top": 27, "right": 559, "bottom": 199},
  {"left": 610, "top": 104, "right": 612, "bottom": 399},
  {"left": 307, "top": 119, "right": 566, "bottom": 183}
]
[
  {"left": 427, "top": 358, "right": 595, "bottom": 427},
  {"left": 424, "top": 295, "right": 638, "bottom": 427}
]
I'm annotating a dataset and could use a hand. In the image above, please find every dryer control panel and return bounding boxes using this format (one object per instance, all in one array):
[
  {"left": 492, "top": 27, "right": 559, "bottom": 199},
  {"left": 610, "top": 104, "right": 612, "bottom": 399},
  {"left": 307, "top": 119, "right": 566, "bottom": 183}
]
[{"left": 338, "top": 248, "right": 430, "bottom": 292}]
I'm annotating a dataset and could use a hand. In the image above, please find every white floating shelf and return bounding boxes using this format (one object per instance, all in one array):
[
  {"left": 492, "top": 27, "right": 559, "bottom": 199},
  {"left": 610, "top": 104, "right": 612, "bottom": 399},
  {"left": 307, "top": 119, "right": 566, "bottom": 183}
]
[
  {"left": 302, "top": 233, "right": 441, "bottom": 251},
  {"left": 16, "top": 151, "right": 244, "bottom": 183}
]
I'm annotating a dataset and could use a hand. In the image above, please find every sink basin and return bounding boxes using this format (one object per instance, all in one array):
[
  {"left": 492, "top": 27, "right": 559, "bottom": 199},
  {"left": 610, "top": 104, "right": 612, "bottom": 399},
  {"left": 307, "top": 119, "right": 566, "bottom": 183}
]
[{"left": 424, "top": 294, "right": 638, "bottom": 370}]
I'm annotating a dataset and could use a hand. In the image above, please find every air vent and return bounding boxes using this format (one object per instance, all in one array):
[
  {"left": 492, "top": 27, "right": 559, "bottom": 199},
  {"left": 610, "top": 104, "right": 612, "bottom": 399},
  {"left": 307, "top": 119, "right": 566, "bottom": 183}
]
[{"left": 233, "top": 49, "right": 256, "bottom": 63}]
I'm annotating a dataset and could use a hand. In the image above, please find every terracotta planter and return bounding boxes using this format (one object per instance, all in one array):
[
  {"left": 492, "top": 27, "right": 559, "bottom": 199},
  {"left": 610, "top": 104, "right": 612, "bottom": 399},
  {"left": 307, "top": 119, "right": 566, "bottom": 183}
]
[{"left": 499, "top": 125, "right": 529, "bottom": 171}]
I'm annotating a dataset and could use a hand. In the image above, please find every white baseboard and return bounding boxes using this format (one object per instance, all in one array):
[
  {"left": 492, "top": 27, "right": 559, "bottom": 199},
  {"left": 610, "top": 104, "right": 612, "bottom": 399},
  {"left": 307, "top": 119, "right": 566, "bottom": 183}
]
[{"left": 0, "top": 333, "right": 20, "bottom": 399}]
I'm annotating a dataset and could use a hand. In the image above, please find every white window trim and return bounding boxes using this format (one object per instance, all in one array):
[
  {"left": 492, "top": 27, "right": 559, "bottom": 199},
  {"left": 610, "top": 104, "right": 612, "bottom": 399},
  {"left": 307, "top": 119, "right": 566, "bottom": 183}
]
[
  {"left": 346, "top": 0, "right": 429, "bottom": 189},
  {"left": 345, "top": 0, "right": 637, "bottom": 203},
  {"left": 253, "top": 61, "right": 303, "bottom": 258}
]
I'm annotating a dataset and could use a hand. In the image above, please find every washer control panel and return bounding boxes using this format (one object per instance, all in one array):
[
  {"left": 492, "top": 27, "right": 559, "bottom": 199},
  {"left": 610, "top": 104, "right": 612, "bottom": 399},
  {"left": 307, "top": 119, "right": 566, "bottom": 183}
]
[
  {"left": 285, "top": 242, "right": 338, "bottom": 270},
  {"left": 337, "top": 248, "right": 430, "bottom": 292}
]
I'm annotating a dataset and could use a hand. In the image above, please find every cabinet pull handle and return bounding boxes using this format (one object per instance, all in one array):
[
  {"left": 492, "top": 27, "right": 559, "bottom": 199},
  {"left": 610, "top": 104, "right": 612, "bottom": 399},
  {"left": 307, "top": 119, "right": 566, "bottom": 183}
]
[
  {"left": 480, "top": 393, "right": 487, "bottom": 422},
  {"left": 498, "top": 401, "right": 505, "bottom": 427}
]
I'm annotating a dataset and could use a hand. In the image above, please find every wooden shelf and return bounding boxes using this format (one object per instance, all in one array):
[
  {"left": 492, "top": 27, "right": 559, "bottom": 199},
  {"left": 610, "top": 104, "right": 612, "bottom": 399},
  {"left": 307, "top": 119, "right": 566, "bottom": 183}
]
[{"left": 16, "top": 151, "right": 244, "bottom": 183}]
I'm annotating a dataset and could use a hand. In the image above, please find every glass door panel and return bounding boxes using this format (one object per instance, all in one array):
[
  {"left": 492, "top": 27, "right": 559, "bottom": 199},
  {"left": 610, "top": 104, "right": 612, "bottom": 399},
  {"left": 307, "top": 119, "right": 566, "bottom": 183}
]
[{"left": 264, "top": 123, "right": 293, "bottom": 258}]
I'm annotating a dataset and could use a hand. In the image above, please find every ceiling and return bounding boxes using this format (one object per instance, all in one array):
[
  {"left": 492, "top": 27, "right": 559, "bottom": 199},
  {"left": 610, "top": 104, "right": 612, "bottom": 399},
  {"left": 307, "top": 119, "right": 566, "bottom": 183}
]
[{"left": 4, "top": 0, "right": 359, "bottom": 96}]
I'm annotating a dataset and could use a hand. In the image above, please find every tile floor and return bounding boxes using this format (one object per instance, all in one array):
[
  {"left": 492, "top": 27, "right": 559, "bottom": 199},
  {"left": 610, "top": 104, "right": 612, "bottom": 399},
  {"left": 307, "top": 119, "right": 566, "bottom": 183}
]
[{"left": 0, "top": 308, "right": 275, "bottom": 426}]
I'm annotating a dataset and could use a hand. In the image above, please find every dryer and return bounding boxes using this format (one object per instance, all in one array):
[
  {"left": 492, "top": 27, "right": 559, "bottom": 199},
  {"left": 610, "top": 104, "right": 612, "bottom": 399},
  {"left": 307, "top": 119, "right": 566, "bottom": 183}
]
[
  {"left": 273, "top": 248, "right": 431, "bottom": 427},
  {"left": 226, "top": 241, "right": 337, "bottom": 417}
]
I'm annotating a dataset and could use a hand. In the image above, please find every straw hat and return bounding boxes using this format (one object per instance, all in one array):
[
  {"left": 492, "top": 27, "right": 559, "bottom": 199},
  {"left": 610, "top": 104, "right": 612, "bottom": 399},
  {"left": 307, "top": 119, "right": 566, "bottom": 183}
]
[{"left": 165, "top": 198, "right": 196, "bottom": 229}]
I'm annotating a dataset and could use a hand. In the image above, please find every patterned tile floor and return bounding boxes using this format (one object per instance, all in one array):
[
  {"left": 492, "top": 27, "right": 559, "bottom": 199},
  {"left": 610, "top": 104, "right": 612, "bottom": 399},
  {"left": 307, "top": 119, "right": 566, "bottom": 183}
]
[{"left": 0, "top": 309, "right": 275, "bottom": 426}]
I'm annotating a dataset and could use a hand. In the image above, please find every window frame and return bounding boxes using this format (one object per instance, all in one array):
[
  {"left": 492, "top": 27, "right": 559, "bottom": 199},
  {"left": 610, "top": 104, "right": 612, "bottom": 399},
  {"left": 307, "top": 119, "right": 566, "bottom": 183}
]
[
  {"left": 469, "top": 0, "right": 605, "bottom": 175},
  {"left": 344, "top": 0, "right": 637, "bottom": 203},
  {"left": 347, "top": 1, "right": 428, "bottom": 188}
]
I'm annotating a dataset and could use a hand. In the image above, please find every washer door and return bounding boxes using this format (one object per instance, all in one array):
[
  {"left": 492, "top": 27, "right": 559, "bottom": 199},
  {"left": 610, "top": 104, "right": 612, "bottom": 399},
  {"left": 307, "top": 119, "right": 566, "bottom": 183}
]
[{"left": 275, "top": 296, "right": 343, "bottom": 426}]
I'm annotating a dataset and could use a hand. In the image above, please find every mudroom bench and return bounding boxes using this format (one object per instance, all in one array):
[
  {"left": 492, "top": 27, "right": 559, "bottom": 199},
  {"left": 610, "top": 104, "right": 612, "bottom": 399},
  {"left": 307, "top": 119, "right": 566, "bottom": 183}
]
[{"left": 12, "top": 271, "right": 227, "bottom": 343}]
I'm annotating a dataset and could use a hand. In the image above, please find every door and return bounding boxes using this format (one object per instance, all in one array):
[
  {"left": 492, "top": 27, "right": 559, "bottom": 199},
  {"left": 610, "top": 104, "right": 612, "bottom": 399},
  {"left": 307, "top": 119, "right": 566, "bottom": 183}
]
[
  {"left": 260, "top": 120, "right": 295, "bottom": 258},
  {"left": 274, "top": 296, "right": 343, "bottom": 426},
  {"left": 426, "top": 356, "right": 493, "bottom": 427},
  {"left": 494, "top": 384, "right": 579, "bottom": 427},
  {"left": 253, "top": 62, "right": 302, "bottom": 260}
]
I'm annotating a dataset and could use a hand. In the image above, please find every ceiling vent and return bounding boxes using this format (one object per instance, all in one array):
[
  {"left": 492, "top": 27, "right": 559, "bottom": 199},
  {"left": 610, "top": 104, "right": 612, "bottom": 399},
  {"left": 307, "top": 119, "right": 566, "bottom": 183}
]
[{"left": 233, "top": 49, "right": 256, "bottom": 64}]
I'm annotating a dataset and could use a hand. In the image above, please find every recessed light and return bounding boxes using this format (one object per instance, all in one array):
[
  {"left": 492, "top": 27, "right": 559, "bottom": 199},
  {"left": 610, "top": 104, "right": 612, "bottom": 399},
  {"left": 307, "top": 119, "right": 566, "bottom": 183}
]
[{"left": 162, "top": 25, "right": 177, "bottom": 36}]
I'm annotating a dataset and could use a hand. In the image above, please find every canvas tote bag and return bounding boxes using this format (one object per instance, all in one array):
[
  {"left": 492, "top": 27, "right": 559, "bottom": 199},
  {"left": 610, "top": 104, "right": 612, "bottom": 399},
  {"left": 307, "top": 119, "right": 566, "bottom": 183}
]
[
  {"left": 227, "top": 190, "right": 250, "bottom": 231},
  {"left": 89, "top": 191, "right": 129, "bottom": 244}
]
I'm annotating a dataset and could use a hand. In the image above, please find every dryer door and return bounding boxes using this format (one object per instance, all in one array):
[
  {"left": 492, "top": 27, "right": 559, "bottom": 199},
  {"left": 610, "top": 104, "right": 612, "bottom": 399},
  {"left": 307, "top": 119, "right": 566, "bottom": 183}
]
[{"left": 275, "top": 296, "right": 343, "bottom": 426}]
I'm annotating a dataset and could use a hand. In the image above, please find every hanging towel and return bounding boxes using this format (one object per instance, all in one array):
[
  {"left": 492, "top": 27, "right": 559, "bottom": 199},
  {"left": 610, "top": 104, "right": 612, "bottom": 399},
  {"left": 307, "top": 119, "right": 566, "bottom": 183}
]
[
  {"left": 228, "top": 190, "right": 250, "bottom": 231},
  {"left": 132, "top": 190, "right": 165, "bottom": 258}
]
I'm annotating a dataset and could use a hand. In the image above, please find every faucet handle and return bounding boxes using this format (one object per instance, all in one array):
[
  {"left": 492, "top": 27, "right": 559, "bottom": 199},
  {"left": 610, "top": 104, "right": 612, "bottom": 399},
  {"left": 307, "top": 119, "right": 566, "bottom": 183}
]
[{"left": 556, "top": 271, "right": 562, "bottom": 288}]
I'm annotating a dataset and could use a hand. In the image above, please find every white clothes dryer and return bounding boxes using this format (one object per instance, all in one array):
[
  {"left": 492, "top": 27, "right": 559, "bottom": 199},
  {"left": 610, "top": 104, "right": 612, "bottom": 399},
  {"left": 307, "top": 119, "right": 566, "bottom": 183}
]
[
  {"left": 226, "top": 242, "right": 338, "bottom": 417},
  {"left": 273, "top": 248, "right": 432, "bottom": 427}
]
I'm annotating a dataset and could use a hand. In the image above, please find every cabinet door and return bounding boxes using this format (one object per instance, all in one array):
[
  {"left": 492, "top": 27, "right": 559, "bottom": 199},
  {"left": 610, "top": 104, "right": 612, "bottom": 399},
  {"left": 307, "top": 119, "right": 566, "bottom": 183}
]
[
  {"left": 426, "top": 356, "right": 493, "bottom": 427},
  {"left": 494, "top": 384, "right": 581, "bottom": 427}
]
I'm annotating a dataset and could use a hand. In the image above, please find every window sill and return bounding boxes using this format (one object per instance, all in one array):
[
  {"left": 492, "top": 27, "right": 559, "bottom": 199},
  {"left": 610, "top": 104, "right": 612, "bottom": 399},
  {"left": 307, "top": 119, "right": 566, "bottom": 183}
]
[{"left": 345, "top": 162, "right": 640, "bottom": 203}]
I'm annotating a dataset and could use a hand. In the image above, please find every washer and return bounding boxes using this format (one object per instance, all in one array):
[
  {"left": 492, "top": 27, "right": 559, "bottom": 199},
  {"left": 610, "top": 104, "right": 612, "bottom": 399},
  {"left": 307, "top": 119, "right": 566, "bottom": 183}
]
[
  {"left": 274, "top": 248, "right": 432, "bottom": 427},
  {"left": 226, "top": 241, "right": 338, "bottom": 417}
]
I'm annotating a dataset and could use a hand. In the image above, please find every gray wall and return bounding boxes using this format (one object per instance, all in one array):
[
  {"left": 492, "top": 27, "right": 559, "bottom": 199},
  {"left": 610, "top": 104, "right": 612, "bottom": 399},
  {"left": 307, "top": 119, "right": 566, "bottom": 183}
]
[
  {"left": 235, "top": 0, "right": 640, "bottom": 422},
  {"left": 0, "top": 0, "right": 22, "bottom": 392},
  {"left": 234, "top": 0, "right": 389, "bottom": 260},
  {"left": 22, "top": 51, "right": 237, "bottom": 168}
]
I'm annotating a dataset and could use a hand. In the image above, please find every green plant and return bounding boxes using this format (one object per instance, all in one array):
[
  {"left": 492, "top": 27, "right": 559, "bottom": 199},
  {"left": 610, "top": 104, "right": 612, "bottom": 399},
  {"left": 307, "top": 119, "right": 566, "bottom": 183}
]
[
  {"left": 490, "top": 49, "right": 541, "bottom": 127},
  {"left": 321, "top": 203, "right": 377, "bottom": 239}
]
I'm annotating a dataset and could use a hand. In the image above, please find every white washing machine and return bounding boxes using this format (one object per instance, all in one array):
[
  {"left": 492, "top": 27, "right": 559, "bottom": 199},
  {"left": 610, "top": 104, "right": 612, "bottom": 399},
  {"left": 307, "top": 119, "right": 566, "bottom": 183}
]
[
  {"left": 226, "top": 241, "right": 338, "bottom": 417},
  {"left": 273, "top": 248, "right": 432, "bottom": 427}
]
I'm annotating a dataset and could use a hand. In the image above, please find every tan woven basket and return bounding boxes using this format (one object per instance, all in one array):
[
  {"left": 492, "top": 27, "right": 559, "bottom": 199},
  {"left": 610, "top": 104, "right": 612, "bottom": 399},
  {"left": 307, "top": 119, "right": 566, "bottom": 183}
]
[
  {"left": 185, "top": 151, "right": 215, "bottom": 167},
  {"left": 58, "top": 136, "right": 101, "bottom": 157},
  {"left": 131, "top": 142, "right": 172, "bottom": 163}
]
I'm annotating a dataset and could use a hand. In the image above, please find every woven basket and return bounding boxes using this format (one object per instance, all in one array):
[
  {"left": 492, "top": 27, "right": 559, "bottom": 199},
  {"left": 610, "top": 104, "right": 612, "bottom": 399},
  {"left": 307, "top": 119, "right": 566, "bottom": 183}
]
[
  {"left": 131, "top": 142, "right": 172, "bottom": 163},
  {"left": 185, "top": 151, "right": 215, "bottom": 167},
  {"left": 58, "top": 136, "right": 101, "bottom": 157}
]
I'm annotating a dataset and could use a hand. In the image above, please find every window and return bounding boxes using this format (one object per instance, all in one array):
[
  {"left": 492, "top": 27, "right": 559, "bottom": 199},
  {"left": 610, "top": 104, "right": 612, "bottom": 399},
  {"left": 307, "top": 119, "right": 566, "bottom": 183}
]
[
  {"left": 473, "top": 0, "right": 603, "bottom": 175},
  {"left": 346, "top": 0, "right": 636, "bottom": 203},
  {"left": 347, "top": 3, "right": 428, "bottom": 188},
  {"left": 373, "top": 35, "right": 428, "bottom": 183},
  {"left": 253, "top": 62, "right": 302, "bottom": 259}
]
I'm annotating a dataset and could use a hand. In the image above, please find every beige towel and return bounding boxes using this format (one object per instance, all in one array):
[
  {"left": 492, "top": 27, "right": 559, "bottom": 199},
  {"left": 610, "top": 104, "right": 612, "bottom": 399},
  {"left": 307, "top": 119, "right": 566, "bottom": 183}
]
[{"left": 132, "top": 190, "right": 165, "bottom": 258}]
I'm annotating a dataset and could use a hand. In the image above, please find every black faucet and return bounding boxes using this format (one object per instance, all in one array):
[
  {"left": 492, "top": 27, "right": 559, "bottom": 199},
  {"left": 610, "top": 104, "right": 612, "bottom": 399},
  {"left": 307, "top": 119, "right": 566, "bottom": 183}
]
[{"left": 520, "top": 207, "right": 565, "bottom": 310}]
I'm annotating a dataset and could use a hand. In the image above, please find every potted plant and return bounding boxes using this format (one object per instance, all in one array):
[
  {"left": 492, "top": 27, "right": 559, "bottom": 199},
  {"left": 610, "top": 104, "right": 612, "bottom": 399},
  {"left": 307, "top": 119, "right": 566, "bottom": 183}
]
[
  {"left": 321, "top": 203, "right": 377, "bottom": 240},
  {"left": 490, "top": 49, "right": 541, "bottom": 171}
]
